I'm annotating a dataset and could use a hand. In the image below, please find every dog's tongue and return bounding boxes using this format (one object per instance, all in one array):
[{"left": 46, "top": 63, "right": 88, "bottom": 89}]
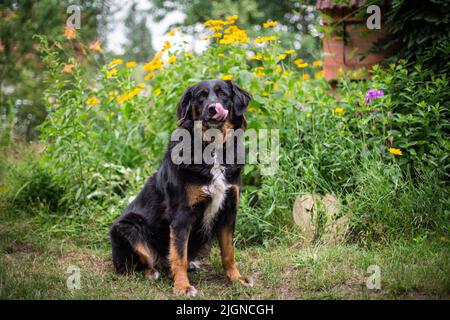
[{"left": 213, "top": 103, "right": 228, "bottom": 121}]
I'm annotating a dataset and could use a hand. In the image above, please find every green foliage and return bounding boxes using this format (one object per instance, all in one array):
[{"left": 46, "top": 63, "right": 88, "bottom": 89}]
[
  {"left": 373, "top": 0, "right": 450, "bottom": 75},
  {"left": 149, "top": 0, "right": 318, "bottom": 34},
  {"left": 6, "top": 18, "right": 447, "bottom": 246},
  {"left": 0, "top": 0, "right": 109, "bottom": 141},
  {"left": 0, "top": 145, "right": 65, "bottom": 212}
]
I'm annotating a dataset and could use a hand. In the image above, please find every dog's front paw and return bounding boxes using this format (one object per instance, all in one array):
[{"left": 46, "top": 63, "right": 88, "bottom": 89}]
[
  {"left": 237, "top": 276, "right": 254, "bottom": 287},
  {"left": 173, "top": 284, "right": 198, "bottom": 297},
  {"left": 144, "top": 269, "right": 160, "bottom": 280}
]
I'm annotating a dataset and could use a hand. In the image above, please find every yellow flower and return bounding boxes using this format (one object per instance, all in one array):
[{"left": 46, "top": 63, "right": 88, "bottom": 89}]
[
  {"left": 106, "top": 68, "right": 118, "bottom": 78},
  {"left": 314, "top": 71, "right": 324, "bottom": 79},
  {"left": 210, "top": 25, "right": 223, "bottom": 31},
  {"left": 211, "top": 32, "right": 222, "bottom": 38},
  {"left": 168, "top": 28, "right": 178, "bottom": 36},
  {"left": 255, "top": 69, "right": 266, "bottom": 77},
  {"left": 277, "top": 54, "right": 286, "bottom": 60},
  {"left": 108, "top": 91, "right": 118, "bottom": 100},
  {"left": 144, "top": 72, "right": 155, "bottom": 80},
  {"left": 334, "top": 107, "right": 344, "bottom": 114},
  {"left": 274, "top": 66, "right": 282, "bottom": 73},
  {"left": 144, "top": 52, "right": 164, "bottom": 72},
  {"left": 254, "top": 36, "right": 278, "bottom": 44},
  {"left": 296, "top": 62, "right": 309, "bottom": 68},
  {"left": 273, "top": 83, "right": 279, "bottom": 90},
  {"left": 154, "top": 88, "right": 162, "bottom": 96},
  {"left": 219, "top": 26, "right": 250, "bottom": 44},
  {"left": 248, "top": 54, "right": 262, "bottom": 61},
  {"left": 221, "top": 74, "right": 233, "bottom": 80},
  {"left": 86, "top": 96, "right": 100, "bottom": 106},
  {"left": 313, "top": 60, "right": 323, "bottom": 67},
  {"left": 89, "top": 40, "right": 102, "bottom": 53},
  {"left": 126, "top": 61, "right": 137, "bottom": 68},
  {"left": 218, "top": 53, "right": 224, "bottom": 57},
  {"left": 226, "top": 15, "right": 238, "bottom": 21},
  {"left": 138, "top": 83, "right": 145, "bottom": 88},
  {"left": 64, "top": 26, "right": 76, "bottom": 39},
  {"left": 167, "top": 55, "right": 177, "bottom": 64},
  {"left": 108, "top": 59, "right": 123, "bottom": 68},
  {"left": 63, "top": 64, "right": 74, "bottom": 74},
  {"left": 303, "top": 74, "right": 310, "bottom": 80},
  {"left": 294, "top": 58, "right": 304, "bottom": 64},
  {"left": 262, "top": 92, "right": 269, "bottom": 97},
  {"left": 263, "top": 21, "right": 278, "bottom": 28},
  {"left": 285, "top": 49, "right": 295, "bottom": 54},
  {"left": 204, "top": 19, "right": 228, "bottom": 27},
  {"left": 388, "top": 148, "right": 403, "bottom": 156},
  {"left": 116, "top": 87, "right": 142, "bottom": 104},
  {"left": 162, "top": 41, "right": 171, "bottom": 51}
]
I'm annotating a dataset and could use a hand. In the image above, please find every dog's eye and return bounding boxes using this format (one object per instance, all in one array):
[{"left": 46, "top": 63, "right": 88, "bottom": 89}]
[
  {"left": 217, "top": 91, "right": 226, "bottom": 98},
  {"left": 197, "top": 92, "right": 207, "bottom": 100}
]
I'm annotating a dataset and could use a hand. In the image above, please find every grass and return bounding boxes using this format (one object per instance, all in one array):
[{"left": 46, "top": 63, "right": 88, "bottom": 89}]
[{"left": 0, "top": 207, "right": 449, "bottom": 300}]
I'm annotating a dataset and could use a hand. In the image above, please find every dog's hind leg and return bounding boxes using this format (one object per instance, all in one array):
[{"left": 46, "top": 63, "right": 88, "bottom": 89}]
[
  {"left": 110, "top": 212, "right": 160, "bottom": 279},
  {"left": 134, "top": 241, "right": 160, "bottom": 280}
]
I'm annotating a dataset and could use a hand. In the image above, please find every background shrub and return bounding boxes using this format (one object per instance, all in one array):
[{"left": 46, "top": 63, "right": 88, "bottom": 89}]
[{"left": 4, "top": 18, "right": 445, "bottom": 246}]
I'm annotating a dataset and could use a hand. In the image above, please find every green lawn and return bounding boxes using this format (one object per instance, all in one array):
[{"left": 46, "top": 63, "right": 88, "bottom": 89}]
[{"left": 0, "top": 208, "right": 448, "bottom": 300}]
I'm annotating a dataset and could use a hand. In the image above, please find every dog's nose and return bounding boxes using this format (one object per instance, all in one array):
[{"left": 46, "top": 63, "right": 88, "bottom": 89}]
[{"left": 207, "top": 104, "right": 216, "bottom": 116}]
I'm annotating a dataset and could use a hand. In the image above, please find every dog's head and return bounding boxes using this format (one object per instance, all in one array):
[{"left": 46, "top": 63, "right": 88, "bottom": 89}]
[{"left": 176, "top": 79, "right": 251, "bottom": 128}]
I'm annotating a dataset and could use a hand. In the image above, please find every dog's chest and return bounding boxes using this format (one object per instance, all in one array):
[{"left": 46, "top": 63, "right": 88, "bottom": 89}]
[{"left": 201, "top": 159, "right": 228, "bottom": 232}]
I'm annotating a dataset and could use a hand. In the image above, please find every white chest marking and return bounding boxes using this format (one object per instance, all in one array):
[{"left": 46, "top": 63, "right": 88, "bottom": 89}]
[{"left": 202, "top": 156, "right": 228, "bottom": 233}]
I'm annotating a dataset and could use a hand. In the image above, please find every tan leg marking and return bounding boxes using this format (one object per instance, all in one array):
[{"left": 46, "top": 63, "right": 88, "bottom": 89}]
[
  {"left": 134, "top": 241, "right": 159, "bottom": 280},
  {"left": 217, "top": 226, "right": 253, "bottom": 287},
  {"left": 169, "top": 226, "right": 197, "bottom": 296}
]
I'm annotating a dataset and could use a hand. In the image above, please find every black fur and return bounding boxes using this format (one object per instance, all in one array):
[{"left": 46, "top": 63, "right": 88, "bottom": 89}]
[{"left": 110, "top": 79, "right": 251, "bottom": 275}]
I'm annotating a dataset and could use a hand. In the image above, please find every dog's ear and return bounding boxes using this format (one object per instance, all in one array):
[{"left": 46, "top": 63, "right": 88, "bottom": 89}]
[
  {"left": 176, "top": 85, "right": 194, "bottom": 124},
  {"left": 227, "top": 80, "right": 251, "bottom": 116}
]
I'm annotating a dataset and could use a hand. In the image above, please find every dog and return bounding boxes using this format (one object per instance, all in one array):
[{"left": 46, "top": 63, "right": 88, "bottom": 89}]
[{"left": 110, "top": 79, "right": 252, "bottom": 297}]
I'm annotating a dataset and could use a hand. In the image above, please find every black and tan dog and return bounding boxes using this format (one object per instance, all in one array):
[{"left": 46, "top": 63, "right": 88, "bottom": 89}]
[{"left": 110, "top": 79, "right": 252, "bottom": 296}]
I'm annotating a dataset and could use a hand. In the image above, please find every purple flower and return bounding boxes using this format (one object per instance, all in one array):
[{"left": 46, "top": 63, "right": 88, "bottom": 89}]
[
  {"left": 295, "top": 103, "right": 308, "bottom": 110},
  {"left": 365, "top": 89, "right": 384, "bottom": 103}
]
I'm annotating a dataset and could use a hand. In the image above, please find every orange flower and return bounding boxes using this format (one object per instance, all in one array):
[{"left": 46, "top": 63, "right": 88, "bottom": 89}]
[
  {"left": 89, "top": 40, "right": 102, "bottom": 53},
  {"left": 63, "top": 64, "right": 74, "bottom": 74},
  {"left": 64, "top": 26, "right": 76, "bottom": 39}
]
